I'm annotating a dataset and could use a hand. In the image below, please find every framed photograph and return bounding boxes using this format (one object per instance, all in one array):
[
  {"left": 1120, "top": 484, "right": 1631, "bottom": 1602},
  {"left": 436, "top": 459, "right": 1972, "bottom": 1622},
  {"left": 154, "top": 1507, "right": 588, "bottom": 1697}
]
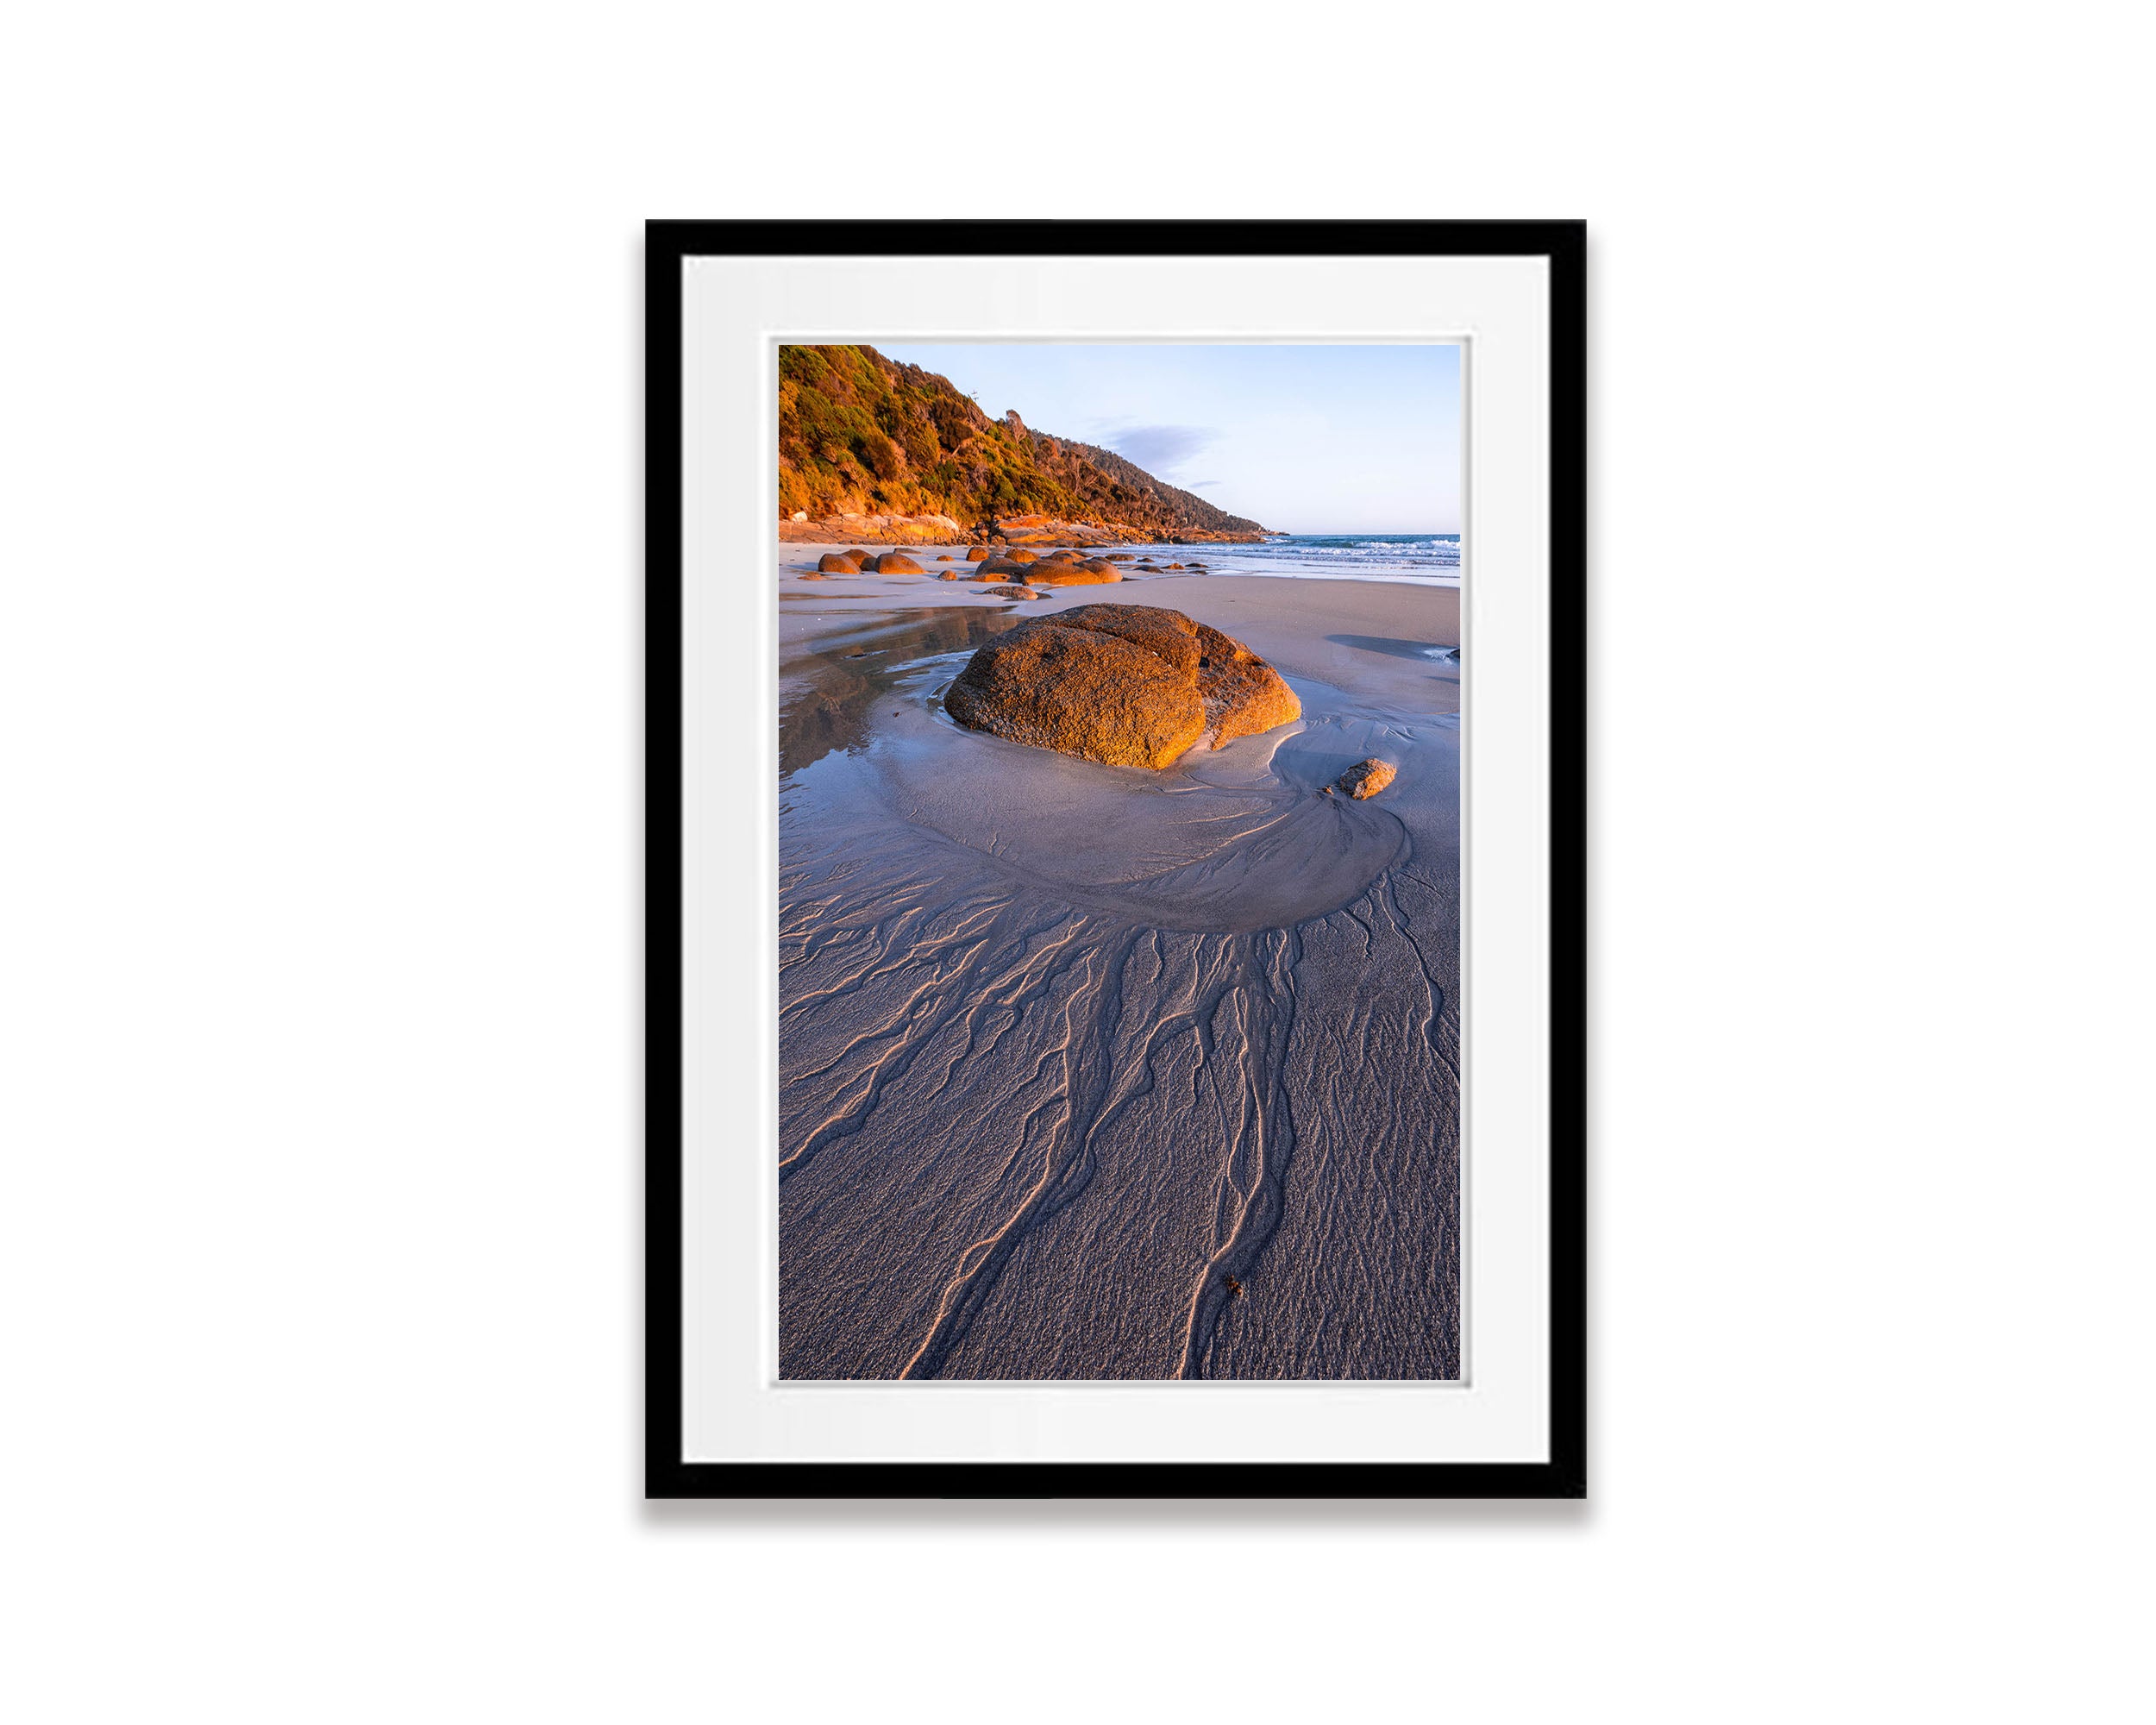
[{"left": 648, "top": 221, "right": 1584, "bottom": 1497}]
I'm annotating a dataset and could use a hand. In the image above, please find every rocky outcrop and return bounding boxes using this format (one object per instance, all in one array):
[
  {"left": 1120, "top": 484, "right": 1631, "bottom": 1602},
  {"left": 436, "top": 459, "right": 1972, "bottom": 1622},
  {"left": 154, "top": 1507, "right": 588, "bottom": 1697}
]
[
  {"left": 778, "top": 346, "right": 1269, "bottom": 542},
  {"left": 943, "top": 604, "right": 1300, "bottom": 769},
  {"left": 777, "top": 512, "right": 968, "bottom": 545},
  {"left": 994, "top": 516, "right": 1125, "bottom": 548},
  {"left": 1331, "top": 759, "right": 1397, "bottom": 800}
]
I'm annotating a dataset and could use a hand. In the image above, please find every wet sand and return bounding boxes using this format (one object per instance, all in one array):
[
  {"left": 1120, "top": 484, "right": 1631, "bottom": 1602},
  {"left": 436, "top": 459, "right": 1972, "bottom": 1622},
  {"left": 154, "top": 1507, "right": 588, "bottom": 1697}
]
[{"left": 778, "top": 546, "right": 1461, "bottom": 1378}]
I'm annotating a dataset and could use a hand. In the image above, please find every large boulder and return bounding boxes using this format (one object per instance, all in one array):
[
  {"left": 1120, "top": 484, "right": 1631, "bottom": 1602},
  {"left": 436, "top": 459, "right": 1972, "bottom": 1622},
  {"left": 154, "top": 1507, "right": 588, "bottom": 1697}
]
[
  {"left": 979, "top": 584, "right": 1041, "bottom": 600},
  {"left": 817, "top": 552, "right": 862, "bottom": 574},
  {"left": 943, "top": 604, "right": 1300, "bottom": 769},
  {"left": 870, "top": 551, "right": 924, "bottom": 574},
  {"left": 966, "top": 545, "right": 993, "bottom": 561},
  {"left": 1004, "top": 548, "right": 1039, "bottom": 564},
  {"left": 973, "top": 555, "right": 1035, "bottom": 579}
]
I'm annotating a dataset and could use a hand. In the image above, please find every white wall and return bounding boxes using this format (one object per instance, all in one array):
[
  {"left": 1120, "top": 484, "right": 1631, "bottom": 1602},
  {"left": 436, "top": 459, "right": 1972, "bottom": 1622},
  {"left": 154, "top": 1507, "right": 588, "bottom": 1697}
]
[{"left": 2, "top": 5, "right": 2148, "bottom": 1720}]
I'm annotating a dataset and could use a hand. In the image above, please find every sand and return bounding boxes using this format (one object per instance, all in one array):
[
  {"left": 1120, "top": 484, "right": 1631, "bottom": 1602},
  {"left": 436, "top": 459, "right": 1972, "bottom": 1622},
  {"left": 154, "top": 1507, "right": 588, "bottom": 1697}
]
[{"left": 777, "top": 545, "right": 1461, "bottom": 1378}]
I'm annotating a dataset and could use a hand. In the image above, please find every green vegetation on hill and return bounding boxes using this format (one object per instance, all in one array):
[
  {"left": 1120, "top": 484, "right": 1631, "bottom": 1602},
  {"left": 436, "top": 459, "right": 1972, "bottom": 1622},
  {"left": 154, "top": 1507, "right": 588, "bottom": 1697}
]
[
  {"left": 778, "top": 345, "right": 1068, "bottom": 521},
  {"left": 777, "top": 344, "right": 1265, "bottom": 539}
]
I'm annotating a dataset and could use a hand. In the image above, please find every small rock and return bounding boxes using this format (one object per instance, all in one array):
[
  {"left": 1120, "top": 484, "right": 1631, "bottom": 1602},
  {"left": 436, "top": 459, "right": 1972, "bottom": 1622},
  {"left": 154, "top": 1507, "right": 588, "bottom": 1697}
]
[{"left": 1334, "top": 759, "right": 1397, "bottom": 800}]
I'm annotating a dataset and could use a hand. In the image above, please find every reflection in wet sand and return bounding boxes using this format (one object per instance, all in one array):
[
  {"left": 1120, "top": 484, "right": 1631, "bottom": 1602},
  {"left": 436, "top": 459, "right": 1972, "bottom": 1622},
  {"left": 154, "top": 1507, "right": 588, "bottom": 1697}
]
[{"left": 780, "top": 609, "right": 1026, "bottom": 776}]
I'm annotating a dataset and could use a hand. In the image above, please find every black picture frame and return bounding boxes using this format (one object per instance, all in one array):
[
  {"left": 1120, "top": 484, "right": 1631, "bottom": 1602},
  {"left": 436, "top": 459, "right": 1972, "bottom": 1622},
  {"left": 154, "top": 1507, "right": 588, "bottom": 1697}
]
[{"left": 646, "top": 220, "right": 1586, "bottom": 1499}]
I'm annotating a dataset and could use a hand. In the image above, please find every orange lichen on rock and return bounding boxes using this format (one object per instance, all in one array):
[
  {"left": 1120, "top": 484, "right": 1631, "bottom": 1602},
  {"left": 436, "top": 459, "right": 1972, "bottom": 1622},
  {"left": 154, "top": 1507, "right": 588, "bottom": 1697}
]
[
  {"left": 1195, "top": 619, "right": 1301, "bottom": 747},
  {"left": 943, "top": 603, "right": 1300, "bottom": 769}
]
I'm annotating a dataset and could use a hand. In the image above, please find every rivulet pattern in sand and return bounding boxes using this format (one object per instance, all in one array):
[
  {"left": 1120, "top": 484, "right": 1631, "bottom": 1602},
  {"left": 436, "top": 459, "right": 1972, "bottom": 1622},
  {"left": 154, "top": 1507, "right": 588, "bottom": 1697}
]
[{"left": 777, "top": 577, "right": 1460, "bottom": 1379}]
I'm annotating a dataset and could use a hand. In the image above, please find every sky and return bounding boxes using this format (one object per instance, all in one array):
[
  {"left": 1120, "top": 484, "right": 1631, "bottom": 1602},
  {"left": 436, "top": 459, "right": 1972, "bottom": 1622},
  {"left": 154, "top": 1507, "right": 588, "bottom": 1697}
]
[{"left": 874, "top": 343, "right": 1460, "bottom": 536}]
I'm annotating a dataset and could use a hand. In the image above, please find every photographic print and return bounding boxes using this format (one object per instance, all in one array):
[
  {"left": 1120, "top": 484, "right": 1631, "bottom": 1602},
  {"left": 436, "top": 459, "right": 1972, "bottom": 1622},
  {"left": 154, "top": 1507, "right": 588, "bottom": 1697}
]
[
  {"left": 650, "top": 222, "right": 1584, "bottom": 1494},
  {"left": 775, "top": 340, "right": 1465, "bottom": 1380}
]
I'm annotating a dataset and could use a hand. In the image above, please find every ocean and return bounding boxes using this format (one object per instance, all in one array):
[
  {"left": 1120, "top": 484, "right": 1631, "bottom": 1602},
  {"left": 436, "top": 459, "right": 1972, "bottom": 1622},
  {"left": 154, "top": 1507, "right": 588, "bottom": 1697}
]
[{"left": 1131, "top": 532, "right": 1461, "bottom": 586}]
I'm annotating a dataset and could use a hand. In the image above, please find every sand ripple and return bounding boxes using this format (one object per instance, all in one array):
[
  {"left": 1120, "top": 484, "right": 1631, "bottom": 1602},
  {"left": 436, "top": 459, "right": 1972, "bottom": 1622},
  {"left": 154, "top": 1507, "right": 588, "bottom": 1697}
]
[{"left": 777, "top": 612, "right": 1461, "bottom": 1379}]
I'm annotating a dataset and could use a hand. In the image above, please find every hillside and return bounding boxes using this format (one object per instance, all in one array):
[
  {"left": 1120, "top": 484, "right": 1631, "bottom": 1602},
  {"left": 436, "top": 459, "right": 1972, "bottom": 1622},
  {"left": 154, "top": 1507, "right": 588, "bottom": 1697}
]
[{"left": 777, "top": 344, "right": 1267, "bottom": 543}]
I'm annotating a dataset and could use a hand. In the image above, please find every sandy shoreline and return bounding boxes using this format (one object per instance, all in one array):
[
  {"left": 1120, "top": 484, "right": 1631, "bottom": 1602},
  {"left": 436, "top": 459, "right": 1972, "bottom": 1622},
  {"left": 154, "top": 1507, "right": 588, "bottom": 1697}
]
[
  {"left": 776, "top": 550, "right": 1461, "bottom": 1379},
  {"left": 780, "top": 542, "right": 1461, "bottom": 712}
]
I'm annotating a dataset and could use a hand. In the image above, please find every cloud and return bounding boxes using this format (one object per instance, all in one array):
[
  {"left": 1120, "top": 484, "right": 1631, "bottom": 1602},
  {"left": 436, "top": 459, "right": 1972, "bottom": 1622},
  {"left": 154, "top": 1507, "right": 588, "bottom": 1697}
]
[
  {"left": 1098, "top": 422, "right": 1219, "bottom": 478},
  {"left": 1185, "top": 479, "right": 1222, "bottom": 490}
]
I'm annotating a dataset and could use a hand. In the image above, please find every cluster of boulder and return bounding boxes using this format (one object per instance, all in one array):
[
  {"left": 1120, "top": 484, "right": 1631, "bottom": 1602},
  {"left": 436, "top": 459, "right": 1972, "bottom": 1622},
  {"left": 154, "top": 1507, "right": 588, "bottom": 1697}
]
[
  {"left": 972, "top": 549, "right": 1122, "bottom": 588},
  {"left": 805, "top": 543, "right": 1156, "bottom": 600},
  {"left": 812, "top": 547, "right": 923, "bottom": 576},
  {"left": 801, "top": 543, "right": 1216, "bottom": 608},
  {"left": 944, "top": 604, "right": 1300, "bottom": 770}
]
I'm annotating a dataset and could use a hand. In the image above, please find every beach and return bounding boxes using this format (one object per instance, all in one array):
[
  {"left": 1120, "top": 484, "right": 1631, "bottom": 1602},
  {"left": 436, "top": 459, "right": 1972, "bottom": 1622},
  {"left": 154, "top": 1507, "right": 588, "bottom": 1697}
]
[{"left": 778, "top": 544, "right": 1461, "bottom": 1378}]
